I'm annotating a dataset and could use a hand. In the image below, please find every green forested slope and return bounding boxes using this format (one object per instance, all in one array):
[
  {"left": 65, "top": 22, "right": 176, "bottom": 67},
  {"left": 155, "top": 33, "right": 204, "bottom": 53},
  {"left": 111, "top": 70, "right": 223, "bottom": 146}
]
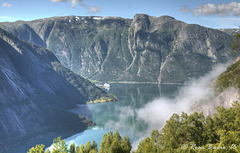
[{"left": 133, "top": 101, "right": 240, "bottom": 153}]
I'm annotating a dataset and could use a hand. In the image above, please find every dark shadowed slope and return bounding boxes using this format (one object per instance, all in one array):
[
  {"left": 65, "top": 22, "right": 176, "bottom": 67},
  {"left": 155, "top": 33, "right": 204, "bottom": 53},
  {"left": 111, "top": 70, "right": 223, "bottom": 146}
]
[{"left": 0, "top": 28, "right": 107, "bottom": 152}]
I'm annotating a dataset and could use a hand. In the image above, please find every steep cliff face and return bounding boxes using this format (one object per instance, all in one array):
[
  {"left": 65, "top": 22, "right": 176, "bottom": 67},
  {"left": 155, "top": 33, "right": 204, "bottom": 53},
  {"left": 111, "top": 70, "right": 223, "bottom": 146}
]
[
  {"left": 0, "top": 14, "right": 233, "bottom": 83},
  {"left": 191, "top": 87, "right": 240, "bottom": 117},
  {"left": 0, "top": 28, "right": 106, "bottom": 152}
]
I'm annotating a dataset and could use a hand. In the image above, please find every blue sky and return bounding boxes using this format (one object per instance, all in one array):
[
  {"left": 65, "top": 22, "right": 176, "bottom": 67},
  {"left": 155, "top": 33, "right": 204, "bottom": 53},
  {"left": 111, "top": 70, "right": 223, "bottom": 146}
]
[{"left": 1, "top": 0, "right": 240, "bottom": 29}]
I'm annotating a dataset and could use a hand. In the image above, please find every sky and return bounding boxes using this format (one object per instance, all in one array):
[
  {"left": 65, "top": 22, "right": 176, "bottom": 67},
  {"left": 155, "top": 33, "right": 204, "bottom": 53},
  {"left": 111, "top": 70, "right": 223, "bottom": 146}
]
[{"left": 1, "top": 0, "right": 240, "bottom": 29}]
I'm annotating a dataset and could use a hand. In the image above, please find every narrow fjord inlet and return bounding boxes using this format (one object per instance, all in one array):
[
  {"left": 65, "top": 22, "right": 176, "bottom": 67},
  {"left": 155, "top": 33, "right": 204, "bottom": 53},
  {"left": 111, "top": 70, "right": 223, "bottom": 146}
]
[
  {"left": 1, "top": 0, "right": 240, "bottom": 152},
  {"left": 7, "top": 84, "right": 181, "bottom": 153}
]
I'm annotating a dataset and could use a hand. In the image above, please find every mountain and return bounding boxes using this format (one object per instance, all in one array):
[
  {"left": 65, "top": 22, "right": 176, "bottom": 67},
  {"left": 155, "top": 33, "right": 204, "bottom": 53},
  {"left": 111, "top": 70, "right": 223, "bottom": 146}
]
[
  {"left": 0, "top": 28, "right": 109, "bottom": 152},
  {"left": 0, "top": 14, "right": 234, "bottom": 83}
]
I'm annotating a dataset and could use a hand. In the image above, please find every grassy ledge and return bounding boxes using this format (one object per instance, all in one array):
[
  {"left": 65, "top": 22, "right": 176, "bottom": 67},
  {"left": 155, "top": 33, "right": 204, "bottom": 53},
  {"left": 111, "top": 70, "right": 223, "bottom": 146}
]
[{"left": 87, "top": 95, "right": 118, "bottom": 104}]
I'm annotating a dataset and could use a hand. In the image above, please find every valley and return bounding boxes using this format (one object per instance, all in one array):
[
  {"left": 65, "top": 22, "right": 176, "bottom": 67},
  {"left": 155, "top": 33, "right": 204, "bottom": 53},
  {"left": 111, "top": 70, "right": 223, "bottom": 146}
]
[{"left": 0, "top": 13, "right": 240, "bottom": 153}]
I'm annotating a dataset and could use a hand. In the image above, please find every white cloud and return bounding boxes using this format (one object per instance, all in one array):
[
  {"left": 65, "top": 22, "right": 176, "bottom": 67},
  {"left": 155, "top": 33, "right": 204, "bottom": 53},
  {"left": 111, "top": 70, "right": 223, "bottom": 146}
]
[
  {"left": 182, "top": 2, "right": 240, "bottom": 17},
  {"left": 2, "top": 2, "right": 12, "bottom": 7},
  {"left": 181, "top": 5, "right": 190, "bottom": 13},
  {"left": 50, "top": 0, "right": 67, "bottom": 2},
  {"left": 88, "top": 6, "right": 101, "bottom": 14},
  {"left": 71, "top": 0, "right": 84, "bottom": 7},
  {"left": 70, "top": 0, "right": 101, "bottom": 14},
  {"left": 50, "top": 0, "right": 101, "bottom": 14}
]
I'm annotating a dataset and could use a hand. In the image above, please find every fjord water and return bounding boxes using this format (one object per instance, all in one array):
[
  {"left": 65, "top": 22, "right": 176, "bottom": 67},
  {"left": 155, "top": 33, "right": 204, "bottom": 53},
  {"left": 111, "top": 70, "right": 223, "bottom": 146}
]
[
  {"left": 7, "top": 83, "right": 181, "bottom": 153},
  {"left": 66, "top": 83, "right": 182, "bottom": 149}
]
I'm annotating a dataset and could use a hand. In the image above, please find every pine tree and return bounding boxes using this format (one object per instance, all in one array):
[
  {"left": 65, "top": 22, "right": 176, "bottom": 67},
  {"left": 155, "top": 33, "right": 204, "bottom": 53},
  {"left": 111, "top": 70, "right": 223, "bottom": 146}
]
[
  {"left": 27, "top": 144, "right": 45, "bottom": 153},
  {"left": 121, "top": 136, "right": 132, "bottom": 153},
  {"left": 79, "top": 144, "right": 84, "bottom": 153},
  {"left": 85, "top": 141, "right": 92, "bottom": 152},
  {"left": 45, "top": 149, "right": 50, "bottom": 153},
  {"left": 70, "top": 142, "right": 76, "bottom": 153},
  {"left": 99, "top": 131, "right": 131, "bottom": 153},
  {"left": 110, "top": 139, "right": 122, "bottom": 153},
  {"left": 91, "top": 140, "right": 98, "bottom": 153},
  {"left": 52, "top": 137, "right": 68, "bottom": 153}
]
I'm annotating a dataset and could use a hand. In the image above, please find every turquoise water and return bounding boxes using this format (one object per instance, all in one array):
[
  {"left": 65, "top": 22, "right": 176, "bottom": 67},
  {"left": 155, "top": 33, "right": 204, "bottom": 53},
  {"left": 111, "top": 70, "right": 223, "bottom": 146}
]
[
  {"left": 65, "top": 83, "right": 182, "bottom": 149},
  {"left": 7, "top": 83, "right": 182, "bottom": 152}
]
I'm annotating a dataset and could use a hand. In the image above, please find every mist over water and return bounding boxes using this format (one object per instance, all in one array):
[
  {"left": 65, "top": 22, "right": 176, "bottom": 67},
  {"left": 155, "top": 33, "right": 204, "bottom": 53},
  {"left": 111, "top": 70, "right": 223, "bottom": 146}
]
[
  {"left": 8, "top": 62, "right": 230, "bottom": 153},
  {"left": 103, "top": 63, "right": 230, "bottom": 148},
  {"left": 64, "top": 63, "right": 230, "bottom": 150},
  {"left": 137, "top": 63, "right": 229, "bottom": 130}
]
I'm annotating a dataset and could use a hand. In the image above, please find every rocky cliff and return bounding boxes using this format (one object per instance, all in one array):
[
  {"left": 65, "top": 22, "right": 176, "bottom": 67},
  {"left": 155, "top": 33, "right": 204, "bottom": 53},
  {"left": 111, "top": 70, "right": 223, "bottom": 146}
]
[
  {"left": 191, "top": 56, "right": 240, "bottom": 116},
  {"left": 0, "top": 28, "right": 108, "bottom": 152},
  {"left": 0, "top": 14, "right": 234, "bottom": 83}
]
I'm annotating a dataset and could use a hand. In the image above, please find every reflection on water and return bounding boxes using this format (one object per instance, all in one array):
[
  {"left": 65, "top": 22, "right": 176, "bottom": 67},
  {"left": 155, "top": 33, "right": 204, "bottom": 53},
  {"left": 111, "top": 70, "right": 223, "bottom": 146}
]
[{"left": 67, "top": 83, "right": 182, "bottom": 148}]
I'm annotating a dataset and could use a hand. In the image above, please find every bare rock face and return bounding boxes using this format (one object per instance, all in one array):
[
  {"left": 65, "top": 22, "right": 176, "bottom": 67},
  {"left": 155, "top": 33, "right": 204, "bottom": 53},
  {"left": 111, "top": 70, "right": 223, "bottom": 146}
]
[
  {"left": 191, "top": 87, "right": 240, "bottom": 117},
  {"left": 0, "top": 28, "right": 105, "bottom": 152},
  {"left": 0, "top": 14, "right": 234, "bottom": 83},
  {"left": 191, "top": 55, "right": 240, "bottom": 117}
]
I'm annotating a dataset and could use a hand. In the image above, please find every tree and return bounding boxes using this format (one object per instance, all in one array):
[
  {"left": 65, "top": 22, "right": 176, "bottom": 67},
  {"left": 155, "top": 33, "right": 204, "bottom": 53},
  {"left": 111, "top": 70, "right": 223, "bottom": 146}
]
[
  {"left": 186, "top": 112, "right": 205, "bottom": 146},
  {"left": 70, "top": 142, "right": 76, "bottom": 153},
  {"left": 113, "top": 130, "right": 121, "bottom": 142},
  {"left": 85, "top": 141, "right": 92, "bottom": 152},
  {"left": 90, "top": 140, "right": 98, "bottom": 153},
  {"left": 203, "top": 115, "right": 218, "bottom": 144},
  {"left": 161, "top": 113, "right": 181, "bottom": 149},
  {"left": 52, "top": 136, "right": 68, "bottom": 153},
  {"left": 134, "top": 137, "right": 156, "bottom": 153},
  {"left": 27, "top": 144, "right": 45, "bottom": 153},
  {"left": 77, "top": 140, "right": 98, "bottom": 153},
  {"left": 109, "top": 139, "right": 123, "bottom": 153},
  {"left": 76, "top": 145, "right": 80, "bottom": 153},
  {"left": 99, "top": 131, "right": 131, "bottom": 153},
  {"left": 45, "top": 149, "right": 50, "bottom": 153},
  {"left": 99, "top": 132, "right": 113, "bottom": 153},
  {"left": 121, "top": 136, "right": 132, "bottom": 153},
  {"left": 78, "top": 144, "right": 84, "bottom": 153}
]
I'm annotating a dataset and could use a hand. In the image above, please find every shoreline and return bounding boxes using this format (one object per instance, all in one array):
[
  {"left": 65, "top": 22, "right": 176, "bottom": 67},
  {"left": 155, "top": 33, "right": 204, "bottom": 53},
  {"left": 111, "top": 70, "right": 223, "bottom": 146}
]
[{"left": 107, "top": 81, "right": 185, "bottom": 85}]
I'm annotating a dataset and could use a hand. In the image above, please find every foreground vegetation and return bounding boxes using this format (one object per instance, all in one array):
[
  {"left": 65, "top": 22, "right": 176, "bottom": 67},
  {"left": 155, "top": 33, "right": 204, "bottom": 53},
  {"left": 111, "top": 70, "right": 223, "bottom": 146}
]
[
  {"left": 133, "top": 101, "right": 240, "bottom": 153},
  {"left": 28, "top": 131, "right": 131, "bottom": 153},
  {"left": 28, "top": 101, "right": 240, "bottom": 153}
]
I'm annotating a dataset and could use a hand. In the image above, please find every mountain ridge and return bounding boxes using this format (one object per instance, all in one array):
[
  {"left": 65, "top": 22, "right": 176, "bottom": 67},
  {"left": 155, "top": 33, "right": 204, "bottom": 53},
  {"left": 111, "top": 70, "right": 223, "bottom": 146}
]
[{"left": 0, "top": 14, "right": 234, "bottom": 83}]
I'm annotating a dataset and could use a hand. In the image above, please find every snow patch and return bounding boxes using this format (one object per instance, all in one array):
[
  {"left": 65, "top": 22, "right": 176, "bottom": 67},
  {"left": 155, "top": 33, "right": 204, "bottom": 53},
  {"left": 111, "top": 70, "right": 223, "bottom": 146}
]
[
  {"left": 93, "top": 17, "right": 103, "bottom": 20},
  {"left": 75, "top": 16, "right": 80, "bottom": 21}
]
